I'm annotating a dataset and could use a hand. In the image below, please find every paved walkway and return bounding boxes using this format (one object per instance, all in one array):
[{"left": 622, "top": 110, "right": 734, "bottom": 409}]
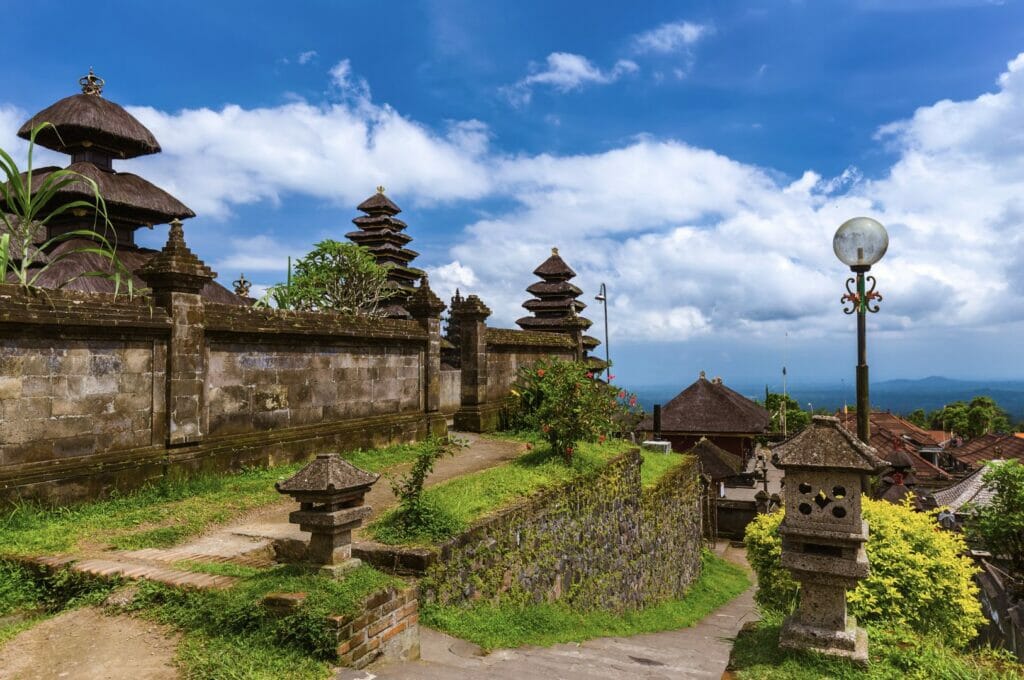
[{"left": 349, "top": 543, "right": 757, "bottom": 680}]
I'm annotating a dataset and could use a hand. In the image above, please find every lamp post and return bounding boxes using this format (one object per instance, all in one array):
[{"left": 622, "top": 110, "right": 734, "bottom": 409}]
[
  {"left": 833, "top": 217, "right": 888, "bottom": 444},
  {"left": 594, "top": 283, "right": 611, "bottom": 380}
]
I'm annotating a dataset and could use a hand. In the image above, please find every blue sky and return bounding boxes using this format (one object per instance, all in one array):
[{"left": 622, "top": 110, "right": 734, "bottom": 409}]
[{"left": 2, "top": 0, "right": 1023, "bottom": 389}]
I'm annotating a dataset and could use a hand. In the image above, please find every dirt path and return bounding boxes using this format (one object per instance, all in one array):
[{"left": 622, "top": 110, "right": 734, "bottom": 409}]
[{"left": 0, "top": 607, "right": 179, "bottom": 680}]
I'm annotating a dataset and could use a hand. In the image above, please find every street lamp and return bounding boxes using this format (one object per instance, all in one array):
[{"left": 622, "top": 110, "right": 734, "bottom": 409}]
[
  {"left": 594, "top": 283, "right": 611, "bottom": 380},
  {"left": 834, "top": 217, "right": 888, "bottom": 444}
]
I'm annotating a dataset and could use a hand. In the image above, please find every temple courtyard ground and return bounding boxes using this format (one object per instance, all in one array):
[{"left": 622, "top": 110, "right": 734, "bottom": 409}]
[{"left": 0, "top": 435, "right": 755, "bottom": 679}]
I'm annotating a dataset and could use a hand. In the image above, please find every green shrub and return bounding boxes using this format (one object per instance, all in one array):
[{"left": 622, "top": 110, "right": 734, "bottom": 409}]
[
  {"left": 745, "top": 498, "right": 985, "bottom": 648},
  {"left": 373, "top": 437, "right": 462, "bottom": 543},
  {"left": 966, "top": 460, "right": 1024, "bottom": 583},
  {"left": 510, "top": 358, "right": 643, "bottom": 463}
]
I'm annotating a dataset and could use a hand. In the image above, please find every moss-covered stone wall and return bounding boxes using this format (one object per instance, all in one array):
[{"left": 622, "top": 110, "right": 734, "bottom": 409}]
[{"left": 419, "top": 450, "right": 702, "bottom": 613}]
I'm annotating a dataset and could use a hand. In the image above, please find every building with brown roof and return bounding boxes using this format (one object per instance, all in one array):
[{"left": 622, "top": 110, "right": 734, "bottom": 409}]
[
  {"left": 948, "top": 434, "right": 1024, "bottom": 471},
  {"left": 639, "top": 372, "right": 770, "bottom": 459},
  {"left": 1, "top": 70, "right": 242, "bottom": 304},
  {"left": 836, "top": 410, "right": 951, "bottom": 489}
]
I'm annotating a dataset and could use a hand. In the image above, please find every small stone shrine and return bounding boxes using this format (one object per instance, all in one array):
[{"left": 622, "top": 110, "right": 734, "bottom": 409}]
[
  {"left": 276, "top": 454, "right": 380, "bottom": 576},
  {"left": 516, "top": 247, "right": 601, "bottom": 356},
  {"left": 346, "top": 187, "right": 425, "bottom": 318},
  {"left": 772, "top": 416, "right": 886, "bottom": 664}
]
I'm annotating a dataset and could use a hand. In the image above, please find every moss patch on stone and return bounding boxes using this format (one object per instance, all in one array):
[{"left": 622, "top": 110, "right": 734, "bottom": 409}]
[{"left": 420, "top": 552, "right": 749, "bottom": 650}]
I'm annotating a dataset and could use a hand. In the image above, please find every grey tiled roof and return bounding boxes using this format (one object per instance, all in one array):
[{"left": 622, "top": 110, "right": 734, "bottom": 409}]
[{"left": 932, "top": 460, "right": 1005, "bottom": 512}]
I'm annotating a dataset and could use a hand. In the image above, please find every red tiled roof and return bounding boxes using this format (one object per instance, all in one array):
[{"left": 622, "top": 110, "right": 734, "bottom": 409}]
[
  {"left": 835, "top": 411, "right": 950, "bottom": 482},
  {"left": 950, "top": 434, "right": 1024, "bottom": 469}
]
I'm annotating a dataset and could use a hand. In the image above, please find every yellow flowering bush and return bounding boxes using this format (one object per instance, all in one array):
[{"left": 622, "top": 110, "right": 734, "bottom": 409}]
[{"left": 745, "top": 498, "right": 984, "bottom": 648}]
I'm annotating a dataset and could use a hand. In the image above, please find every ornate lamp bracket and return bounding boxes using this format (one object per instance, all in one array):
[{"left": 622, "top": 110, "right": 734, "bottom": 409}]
[{"left": 841, "top": 276, "right": 883, "bottom": 314}]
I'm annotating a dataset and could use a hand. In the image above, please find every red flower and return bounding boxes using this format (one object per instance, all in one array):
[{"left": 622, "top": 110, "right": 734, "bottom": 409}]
[
  {"left": 608, "top": 374, "right": 616, "bottom": 380},
  {"left": 542, "top": 424, "right": 551, "bottom": 433},
  {"left": 565, "top": 446, "right": 574, "bottom": 455},
  {"left": 629, "top": 396, "right": 637, "bottom": 406},
  {"left": 537, "top": 369, "right": 546, "bottom": 377},
  {"left": 586, "top": 372, "right": 594, "bottom": 379},
  {"left": 618, "top": 390, "right": 626, "bottom": 399},
  {"left": 598, "top": 435, "right": 606, "bottom": 443}
]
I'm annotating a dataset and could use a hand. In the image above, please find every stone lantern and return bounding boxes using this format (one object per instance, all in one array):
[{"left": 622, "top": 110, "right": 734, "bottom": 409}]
[
  {"left": 772, "top": 416, "right": 886, "bottom": 664},
  {"left": 275, "top": 454, "right": 380, "bottom": 577}
]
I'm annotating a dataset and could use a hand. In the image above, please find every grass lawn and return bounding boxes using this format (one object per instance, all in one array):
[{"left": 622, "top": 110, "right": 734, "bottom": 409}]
[
  {"left": 420, "top": 552, "right": 750, "bottom": 651},
  {"left": 0, "top": 555, "right": 402, "bottom": 680},
  {"left": 729, "top": 614, "right": 1023, "bottom": 680},
  {"left": 370, "top": 435, "right": 691, "bottom": 545},
  {"left": 0, "top": 439, "right": 437, "bottom": 557}
]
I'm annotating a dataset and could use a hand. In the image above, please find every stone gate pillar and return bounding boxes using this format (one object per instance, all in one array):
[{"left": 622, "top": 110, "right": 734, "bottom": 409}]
[
  {"left": 139, "top": 219, "right": 214, "bottom": 446},
  {"left": 407, "top": 276, "right": 447, "bottom": 438},
  {"left": 451, "top": 294, "right": 492, "bottom": 432}
]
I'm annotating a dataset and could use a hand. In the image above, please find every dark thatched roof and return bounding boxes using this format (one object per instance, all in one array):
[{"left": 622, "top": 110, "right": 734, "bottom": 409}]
[
  {"left": 7, "top": 238, "right": 243, "bottom": 304},
  {"left": 533, "top": 248, "right": 576, "bottom": 280},
  {"left": 19, "top": 164, "right": 195, "bottom": 227},
  {"left": 357, "top": 190, "right": 401, "bottom": 215},
  {"left": 772, "top": 416, "right": 887, "bottom": 472},
  {"left": 693, "top": 437, "right": 743, "bottom": 481},
  {"left": 0, "top": 216, "right": 49, "bottom": 264},
  {"left": 19, "top": 94, "right": 161, "bottom": 159},
  {"left": 640, "top": 374, "right": 770, "bottom": 434}
]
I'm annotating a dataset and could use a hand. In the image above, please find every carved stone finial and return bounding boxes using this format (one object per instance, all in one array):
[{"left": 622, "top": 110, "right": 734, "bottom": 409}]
[
  {"left": 80, "top": 68, "right": 104, "bottom": 96},
  {"left": 376, "top": 185, "right": 386, "bottom": 194},
  {"left": 138, "top": 219, "right": 216, "bottom": 293},
  {"left": 700, "top": 370, "right": 706, "bottom": 380},
  {"left": 552, "top": 246, "right": 559, "bottom": 255}
]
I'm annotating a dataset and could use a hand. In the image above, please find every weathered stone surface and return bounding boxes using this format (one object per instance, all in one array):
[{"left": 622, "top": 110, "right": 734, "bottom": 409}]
[{"left": 419, "top": 451, "right": 702, "bottom": 613}]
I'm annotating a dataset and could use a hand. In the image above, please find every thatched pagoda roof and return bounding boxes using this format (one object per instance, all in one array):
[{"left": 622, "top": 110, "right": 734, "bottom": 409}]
[
  {"left": 19, "top": 93, "right": 161, "bottom": 160},
  {"left": 357, "top": 189, "right": 401, "bottom": 216},
  {"left": 533, "top": 248, "right": 576, "bottom": 280},
  {"left": 276, "top": 453, "right": 379, "bottom": 494},
  {"left": 23, "top": 164, "right": 195, "bottom": 226},
  {"left": 7, "top": 237, "right": 243, "bottom": 303},
  {"left": 641, "top": 373, "right": 770, "bottom": 435}
]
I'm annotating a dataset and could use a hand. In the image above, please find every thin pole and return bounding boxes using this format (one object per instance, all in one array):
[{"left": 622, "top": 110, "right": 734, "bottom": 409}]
[
  {"left": 856, "top": 271, "right": 870, "bottom": 444},
  {"left": 603, "top": 285, "right": 610, "bottom": 379}
]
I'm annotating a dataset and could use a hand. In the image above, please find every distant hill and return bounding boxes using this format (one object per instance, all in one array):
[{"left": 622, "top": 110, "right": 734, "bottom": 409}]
[{"left": 631, "top": 377, "right": 1024, "bottom": 422}]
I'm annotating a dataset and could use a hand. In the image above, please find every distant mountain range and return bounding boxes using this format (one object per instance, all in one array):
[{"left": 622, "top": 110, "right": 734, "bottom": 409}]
[{"left": 631, "top": 376, "right": 1024, "bottom": 421}]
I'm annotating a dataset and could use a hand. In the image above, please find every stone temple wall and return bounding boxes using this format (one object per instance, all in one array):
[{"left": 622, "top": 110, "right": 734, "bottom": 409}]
[
  {"left": 206, "top": 342, "right": 423, "bottom": 437},
  {"left": 419, "top": 450, "right": 703, "bottom": 612}
]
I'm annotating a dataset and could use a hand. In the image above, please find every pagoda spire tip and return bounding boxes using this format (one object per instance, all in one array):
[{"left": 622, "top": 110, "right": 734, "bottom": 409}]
[
  {"left": 80, "top": 68, "right": 104, "bottom": 96},
  {"left": 376, "top": 185, "right": 386, "bottom": 194}
]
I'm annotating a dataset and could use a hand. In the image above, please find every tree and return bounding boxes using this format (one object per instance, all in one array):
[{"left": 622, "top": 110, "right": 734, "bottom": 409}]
[
  {"left": 906, "top": 408, "right": 928, "bottom": 428},
  {"left": 930, "top": 397, "right": 1011, "bottom": 439},
  {"left": 761, "top": 392, "right": 811, "bottom": 436},
  {"left": 265, "top": 240, "right": 393, "bottom": 315},
  {"left": 966, "top": 460, "right": 1024, "bottom": 583}
]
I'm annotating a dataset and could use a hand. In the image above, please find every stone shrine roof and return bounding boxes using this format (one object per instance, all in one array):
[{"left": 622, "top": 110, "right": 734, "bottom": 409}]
[
  {"left": 276, "top": 453, "right": 380, "bottom": 494},
  {"left": 772, "top": 416, "right": 887, "bottom": 473}
]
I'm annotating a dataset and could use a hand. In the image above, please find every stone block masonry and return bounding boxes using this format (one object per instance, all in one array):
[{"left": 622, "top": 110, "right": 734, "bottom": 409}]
[
  {"left": 419, "top": 450, "right": 703, "bottom": 613},
  {"left": 330, "top": 586, "right": 420, "bottom": 669}
]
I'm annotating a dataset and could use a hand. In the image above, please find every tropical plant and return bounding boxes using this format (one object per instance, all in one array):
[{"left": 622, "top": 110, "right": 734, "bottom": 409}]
[
  {"left": 760, "top": 392, "right": 811, "bottom": 436},
  {"left": 928, "top": 397, "right": 1012, "bottom": 439},
  {"left": 511, "top": 358, "right": 644, "bottom": 463},
  {"left": 966, "top": 459, "right": 1024, "bottom": 585},
  {"left": 261, "top": 240, "right": 393, "bottom": 314},
  {"left": 0, "top": 122, "right": 135, "bottom": 295},
  {"left": 745, "top": 498, "right": 984, "bottom": 648}
]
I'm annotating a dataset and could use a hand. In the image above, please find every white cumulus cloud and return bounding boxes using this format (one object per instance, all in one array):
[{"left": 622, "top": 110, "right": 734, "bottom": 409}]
[{"left": 503, "top": 53, "right": 639, "bottom": 106}]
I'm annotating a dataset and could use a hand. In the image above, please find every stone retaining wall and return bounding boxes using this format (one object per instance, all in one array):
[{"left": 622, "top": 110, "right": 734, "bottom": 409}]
[
  {"left": 419, "top": 450, "right": 703, "bottom": 613},
  {"left": 331, "top": 586, "right": 420, "bottom": 669}
]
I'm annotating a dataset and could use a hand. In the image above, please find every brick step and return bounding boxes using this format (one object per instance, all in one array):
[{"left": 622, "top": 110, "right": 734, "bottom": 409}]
[
  {"left": 30, "top": 555, "right": 236, "bottom": 590},
  {"left": 116, "top": 547, "right": 274, "bottom": 568}
]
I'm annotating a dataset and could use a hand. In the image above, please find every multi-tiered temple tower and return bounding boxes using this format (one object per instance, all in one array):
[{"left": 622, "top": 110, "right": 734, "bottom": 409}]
[
  {"left": 346, "top": 187, "right": 425, "bottom": 318},
  {"left": 516, "top": 248, "right": 601, "bottom": 358},
  {"left": 3, "top": 70, "right": 241, "bottom": 302}
]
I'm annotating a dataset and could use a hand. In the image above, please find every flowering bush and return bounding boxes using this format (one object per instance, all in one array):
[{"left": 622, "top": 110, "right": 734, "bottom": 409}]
[
  {"left": 745, "top": 498, "right": 984, "bottom": 648},
  {"left": 510, "top": 358, "right": 643, "bottom": 463}
]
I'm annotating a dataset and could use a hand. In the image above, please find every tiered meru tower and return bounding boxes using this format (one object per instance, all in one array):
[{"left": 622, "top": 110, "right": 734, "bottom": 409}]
[
  {"left": 3, "top": 70, "right": 241, "bottom": 303},
  {"left": 346, "top": 187, "right": 425, "bottom": 318},
  {"left": 516, "top": 247, "right": 601, "bottom": 360}
]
